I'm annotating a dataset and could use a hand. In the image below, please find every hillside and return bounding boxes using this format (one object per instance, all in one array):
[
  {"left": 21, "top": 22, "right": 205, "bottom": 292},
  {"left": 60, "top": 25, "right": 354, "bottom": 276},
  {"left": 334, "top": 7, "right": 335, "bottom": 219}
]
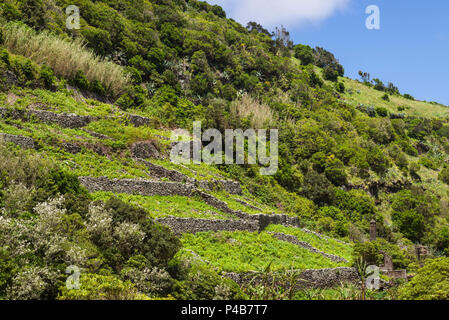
[{"left": 1, "top": 0, "right": 449, "bottom": 300}]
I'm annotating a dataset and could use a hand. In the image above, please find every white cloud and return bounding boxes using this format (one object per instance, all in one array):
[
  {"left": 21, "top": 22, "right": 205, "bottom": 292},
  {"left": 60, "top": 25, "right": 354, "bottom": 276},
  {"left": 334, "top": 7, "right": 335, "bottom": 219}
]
[{"left": 207, "top": 0, "right": 350, "bottom": 27}]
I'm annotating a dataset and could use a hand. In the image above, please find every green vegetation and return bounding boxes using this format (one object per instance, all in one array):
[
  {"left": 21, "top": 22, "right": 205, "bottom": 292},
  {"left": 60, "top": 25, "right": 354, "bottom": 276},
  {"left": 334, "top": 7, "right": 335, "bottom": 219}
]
[
  {"left": 0, "top": 0, "right": 449, "bottom": 300},
  {"left": 399, "top": 258, "right": 449, "bottom": 300},
  {"left": 180, "top": 231, "right": 348, "bottom": 273},
  {"left": 2, "top": 22, "right": 130, "bottom": 97},
  {"left": 91, "top": 192, "right": 234, "bottom": 220},
  {"left": 265, "top": 225, "right": 353, "bottom": 262}
]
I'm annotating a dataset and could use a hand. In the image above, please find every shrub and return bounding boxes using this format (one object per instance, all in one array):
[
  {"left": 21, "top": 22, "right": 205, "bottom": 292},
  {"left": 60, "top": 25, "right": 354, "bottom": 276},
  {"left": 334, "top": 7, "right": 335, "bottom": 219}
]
[
  {"left": 190, "top": 73, "right": 212, "bottom": 95},
  {"left": 398, "top": 258, "right": 449, "bottom": 300},
  {"left": 103, "top": 198, "right": 181, "bottom": 269},
  {"left": 171, "top": 260, "right": 246, "bottom": 300},
  {"left": 71, "top": 70, "right": 89, "bottom": 91},
  {"left": 318, "top": 206, "right": 349, "bottom": 237},
  {"left": 81, "top": 26, "right": 113, "bottom": 57},
  {"left": 0, "top": 248, "right": 16, "bottom": 298},
  {"left": 419, "top": 156, "right": 439, "bottom": 170},
  {"left": 300, "top": 170, "right": 335, "bottom": 206},
  {"left": 116, "top": 85, "right": 148, "bottom": 110},
  {"left": 334, "top": 189, "right": 376, "bottom": 222},
  {"left": 39, "top": 65, "right": 55, "bottom": 89},
  {"left": 366, "top": 145, "right": 390, "bottom": 175},
  {"left": 436, "top": 227, "right": 449, "bottom": 256},
  {"left": 439, "top": 165, "right": 449, "bottom": 185},
  {"left": 352, "top": 242, "right": 384, "bottom": 266},
  {"left": 336, "top": 82, "right": 345, "bottom": 93},
  {"left": 7, "top": 266, "right": 58, "bottom": 300},
  {"left": 391, "top": 189, "right": 439, "bottom": 242},
  {"left": 381, "top": 93, "right": 390, "bottom": 101},
  {"left": 0, "top": 48, "right": 10, "bottom": 66},
  {"left": 160, "top": 23, "right": 183, "bottom": 50},
  {"left": 89, "top": 80, "right": 106, "bottom": 96},
  {"left": 0, "top": 2, "right": 21, "bottom": 23},
  {"left": 375, "top": 107, "right": 388, "bottom": 117},
  {"left": 324, "top": 157, "right": 347, "bottom": 186},
  {"left": 58, "top": 273, "right": 149, "bottom": 300}
]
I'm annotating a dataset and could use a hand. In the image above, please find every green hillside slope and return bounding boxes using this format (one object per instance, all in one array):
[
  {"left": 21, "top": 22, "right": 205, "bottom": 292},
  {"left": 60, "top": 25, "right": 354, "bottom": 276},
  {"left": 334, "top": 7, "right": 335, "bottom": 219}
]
[{"left": 1, "top": 0, "right": 449, "bottom": 300}]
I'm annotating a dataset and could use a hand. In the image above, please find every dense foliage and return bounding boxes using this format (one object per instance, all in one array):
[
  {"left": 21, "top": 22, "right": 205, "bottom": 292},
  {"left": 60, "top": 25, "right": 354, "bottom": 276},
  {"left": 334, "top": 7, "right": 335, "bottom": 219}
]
[{"left": 1, "top": 0, "right": 449, "bottom": 300}]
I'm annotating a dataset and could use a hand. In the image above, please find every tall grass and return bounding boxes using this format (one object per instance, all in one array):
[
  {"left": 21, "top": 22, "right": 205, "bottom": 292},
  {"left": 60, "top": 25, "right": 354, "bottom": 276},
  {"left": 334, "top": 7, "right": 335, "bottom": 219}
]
[
  {"left": 2, "top": 22, "right": 130, "bottom": 97},
  {"left": 231, "top": 94, "right": 275, "bottom": 129}
]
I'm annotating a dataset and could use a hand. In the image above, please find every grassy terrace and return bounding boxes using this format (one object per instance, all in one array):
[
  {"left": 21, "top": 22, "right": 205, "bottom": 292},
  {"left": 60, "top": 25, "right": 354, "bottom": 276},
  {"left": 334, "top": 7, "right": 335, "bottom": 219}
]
[
  {"left": 0, "top": 118, "right": 154, "bottom": 178},
  {"left": 342, "top": 78, "right": 449, "bottom": 118},
  {"left": 265, "top": 225, "right": 353, "bottom": 262},
  {"left": 180, "top": 230, "right": 349, "bottom": 273},
  {"left": 0, "top": 88, "right": 117, "bottom": 116},
  {"left": 91, "top": 192, "right": 235, "bottom": 220},
  {"left": 210, "top": 190, "right": 281, "bottom": 215}
]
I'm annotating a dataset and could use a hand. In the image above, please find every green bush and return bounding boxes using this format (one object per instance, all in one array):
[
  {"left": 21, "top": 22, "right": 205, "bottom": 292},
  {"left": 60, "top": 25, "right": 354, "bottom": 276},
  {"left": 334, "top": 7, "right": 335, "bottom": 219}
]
[
  {"left": 58, "top": 273, "right": 149, "bottom": 300},
  {"left": 172, "top": 261, "right": 246, "bottom": 300},
  {"left": 399, "top": 258, "right": 449, "bottom": 300},
  {"left": 39, "top": 65, "right": 55, "bottom": 89},
  {"left": 323, "top": 65, "right": 339, "bottom": 82},
  {"left": 72, "top": 70, "right": 90, "bottom": 91},
  {"left": 334, "top": 188, "right": 376, "bottom": 222},
  {"left": 391, "top": 189, "right": 439, "bottom": 242},
  {"left": 324, "top": 157, "right": 347, "bottom": 186},
  {"left": 436, "top": 227, "right": 449, "bottom": 256},
  {"left": 439, "top": 165, "right": 449, "bottom": 184},
  {"left": 116, "top": 85, "right": 148, "bottom": 110},
  {"left": 0, "top": 48, "right": 10, "bottom": 66},
  {"left": 336, "top": 82, "right": 345, "bottom": 93},
  {"left": 375, "top": 107, "right": 388, "bottom": 117},
  {"left": 294, "top": 44, "right": 314, "bottom": 65},
  {"left": 419, "top": 156, "right": 439, "bottom": 170},
  {"left": 0, "top": 248, "right": 16, "bottom": 298}
]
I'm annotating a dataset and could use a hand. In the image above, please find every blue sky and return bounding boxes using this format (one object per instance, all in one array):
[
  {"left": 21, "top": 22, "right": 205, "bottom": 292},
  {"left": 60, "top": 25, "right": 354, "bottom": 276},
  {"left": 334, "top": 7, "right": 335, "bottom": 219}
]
[{"left": 207, "top": 0, "right": 449, "bottom": 106}]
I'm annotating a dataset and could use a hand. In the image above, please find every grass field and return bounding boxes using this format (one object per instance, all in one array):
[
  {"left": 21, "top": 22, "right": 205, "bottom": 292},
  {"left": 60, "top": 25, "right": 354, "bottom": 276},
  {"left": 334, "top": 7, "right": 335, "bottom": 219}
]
[
  {"left": 265, "top": 225, "right": 353, "bottom": 262},
  {"left": 91, "top": 192, "right": 235, "bottom": 219},
  {"left": 342, "top": 78, "right": 449, "bottom": 118},
  {"left": 180, "top": 230, "right": 349, "bottom": 273}
]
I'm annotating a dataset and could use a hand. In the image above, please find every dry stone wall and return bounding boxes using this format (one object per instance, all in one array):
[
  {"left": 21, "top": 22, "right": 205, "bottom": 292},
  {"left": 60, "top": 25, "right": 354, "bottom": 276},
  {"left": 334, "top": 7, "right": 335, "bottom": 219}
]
[
  {"left": 78, "top": 176, "right": 301, "bottom": 232},
  {"left": 78, "top": 176, "right": 195, "bottom": 197},
  {"left": 155, "top": 217, "right": 259, "bottom": 235},
  {"left": 0, "top": 133, "right": 36, "bottom": 149},
  {"left": 0, "top": 107, "right": 95, "bottom": 128},
  {"left": 0, "top": 106, "right": 153, "bottom": 130},
  {"left": 139, "top": 159, "right": 243, "bottom": 194}
]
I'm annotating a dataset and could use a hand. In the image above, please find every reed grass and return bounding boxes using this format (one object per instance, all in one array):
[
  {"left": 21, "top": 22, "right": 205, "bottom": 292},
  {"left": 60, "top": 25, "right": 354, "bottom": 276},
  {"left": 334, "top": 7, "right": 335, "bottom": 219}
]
[{"left": 2, "top": 22, "right": 130, "bottom": 97}]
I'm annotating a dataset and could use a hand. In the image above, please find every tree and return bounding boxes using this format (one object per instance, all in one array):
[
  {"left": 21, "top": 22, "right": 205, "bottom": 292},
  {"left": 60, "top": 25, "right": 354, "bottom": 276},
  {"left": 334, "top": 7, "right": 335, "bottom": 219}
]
[
  {"left": 246, "top": 22, "right": 271, "bottom": 36},
  {"left": 294, "top": 44, "right": 314, "bottom": 65},
  {"left": 313, "top": 47, "right": 344, "bottom": 77},
  {"left": 391, "top": 189, "right": 439, "bottom": 242},
  {"left": 358, "top": 71, "right": 370, "bottom": 83},
  {"left": 323, "top": 65, "right": 339, "bottom": 82}
]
